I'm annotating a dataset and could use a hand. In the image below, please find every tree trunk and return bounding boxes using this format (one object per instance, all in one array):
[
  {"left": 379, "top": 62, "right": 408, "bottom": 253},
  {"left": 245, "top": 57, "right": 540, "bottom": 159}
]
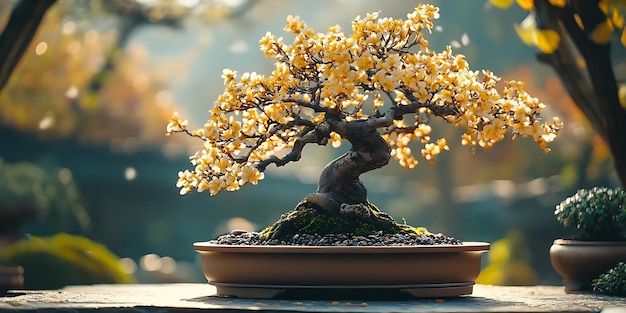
[
  {"left": 304, "top": 122, "right": 391, "bottom": 214},
  {"left": 0, "top": 0, "right": 56, "bottom": 91}
]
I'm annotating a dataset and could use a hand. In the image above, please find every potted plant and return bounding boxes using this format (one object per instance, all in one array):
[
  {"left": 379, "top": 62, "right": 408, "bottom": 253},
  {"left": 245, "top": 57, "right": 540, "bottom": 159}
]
[
  {"left": 168, "top": 4, "right": 562, "bottom": 298},
  {"left": 550, "top": 187, "right": 626, "bottom": 292}
]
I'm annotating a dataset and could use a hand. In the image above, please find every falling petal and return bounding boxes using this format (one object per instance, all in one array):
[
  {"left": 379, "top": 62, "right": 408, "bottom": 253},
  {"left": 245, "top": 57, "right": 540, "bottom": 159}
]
[{"left": 461, "top": 33, "right": 470, "bottom": 46}]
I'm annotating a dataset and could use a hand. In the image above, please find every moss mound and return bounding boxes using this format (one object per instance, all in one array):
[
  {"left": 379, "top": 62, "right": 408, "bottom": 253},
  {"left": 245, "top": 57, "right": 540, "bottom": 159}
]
[{"left": 259, "top": 203, "right": 429, "bottom": 243}]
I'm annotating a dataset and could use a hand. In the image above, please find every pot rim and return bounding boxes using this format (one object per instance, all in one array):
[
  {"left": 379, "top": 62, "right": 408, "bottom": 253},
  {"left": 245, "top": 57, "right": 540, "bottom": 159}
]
[
  {"left": 194, "top": 241, "right": 490, "bottom": 254},
  {"left": 553, "top": 238, "right": 626, "bottom": 246}
]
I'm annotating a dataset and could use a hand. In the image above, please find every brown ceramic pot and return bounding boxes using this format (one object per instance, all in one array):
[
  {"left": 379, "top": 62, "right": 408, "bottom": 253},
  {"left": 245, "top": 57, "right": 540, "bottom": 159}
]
[
  {"left": 549, "top": 239, "right": 626, "bottom": 292},
  {"left": 194, "top": 241, "right": 489, "bottom": 299}
]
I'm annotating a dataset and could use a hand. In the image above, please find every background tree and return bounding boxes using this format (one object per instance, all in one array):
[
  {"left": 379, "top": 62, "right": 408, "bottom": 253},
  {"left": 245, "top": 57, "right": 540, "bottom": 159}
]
[
  {"left": 0, "top": 0, "right": 260, "bottom": 260},
  {"left": 169, "top": 4, "right": 562, "bottom": 240},
  {"left": 492, "top": 0, "right": 626, "bottom": 186}
]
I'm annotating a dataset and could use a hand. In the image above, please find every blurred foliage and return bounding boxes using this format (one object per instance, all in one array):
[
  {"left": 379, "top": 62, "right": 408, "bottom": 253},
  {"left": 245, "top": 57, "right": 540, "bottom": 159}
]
[
  {"left": 487, "top": 0, "right": 626, "bottom": 186},
  {"left": 491, "top": 0, "right": 626, "bottom": 50},
  {"left": 554, "top": 186, "right": 626, "bottom": 240},
  {"left": 0, "top": 158, "right": 90, "bottom": 235},
  {"left": 0, "top": 0, "right": 182, "bottom": 151},
  {"left": 476, "top": 230, "right": 537, "bottom": 285},
  {"left": 592, "top": 261, "right": 626, "bottom": 296},
  {"left": 0, "top": 233, "right": 134, "bottom": 289}
]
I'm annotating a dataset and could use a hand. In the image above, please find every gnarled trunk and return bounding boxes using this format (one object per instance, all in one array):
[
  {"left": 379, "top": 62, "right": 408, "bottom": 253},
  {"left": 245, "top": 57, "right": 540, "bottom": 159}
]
[
  {"left": 260, "top": 122, "right": 404, "bottom": 241},
  {"left": 304, "top": 124, "right": 391, "bottom": 215}
]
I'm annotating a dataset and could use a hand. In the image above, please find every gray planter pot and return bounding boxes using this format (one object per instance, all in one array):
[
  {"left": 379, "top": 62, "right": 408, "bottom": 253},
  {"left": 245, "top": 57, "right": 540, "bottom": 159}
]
[{"left": 550, "top": 239, "right": 626, "bottom": 292}]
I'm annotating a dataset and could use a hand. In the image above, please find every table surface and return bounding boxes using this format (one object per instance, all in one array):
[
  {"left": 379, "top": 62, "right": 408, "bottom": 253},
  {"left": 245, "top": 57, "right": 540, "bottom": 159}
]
[{"left": 1, "top": 283, "right": 625, "bottom": 312}]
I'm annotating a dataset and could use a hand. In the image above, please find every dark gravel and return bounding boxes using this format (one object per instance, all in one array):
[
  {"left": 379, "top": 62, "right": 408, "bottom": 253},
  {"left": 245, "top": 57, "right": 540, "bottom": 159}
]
[{"left": 210, "top": 230, "right": 462, "bottom": 246}]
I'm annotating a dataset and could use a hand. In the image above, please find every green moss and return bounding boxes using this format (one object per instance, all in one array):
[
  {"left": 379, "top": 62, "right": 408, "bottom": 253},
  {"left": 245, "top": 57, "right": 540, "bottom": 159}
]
[{"left": 259, "top": 203, "right": 429, "bottom": 242}]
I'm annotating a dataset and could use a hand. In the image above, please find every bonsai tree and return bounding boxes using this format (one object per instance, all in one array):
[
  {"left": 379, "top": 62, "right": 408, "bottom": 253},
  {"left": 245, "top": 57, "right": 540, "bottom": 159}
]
[
  {"left": 168, "top": 4, "right": 562, "bottom": 243},
  {"left": 554, "top": 186, "right": 626, "bottom": 241}
]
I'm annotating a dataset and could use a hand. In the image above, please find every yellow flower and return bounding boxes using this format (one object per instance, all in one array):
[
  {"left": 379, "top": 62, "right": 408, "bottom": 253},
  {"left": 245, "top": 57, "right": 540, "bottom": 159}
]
[
  {"left": 207, "top": 177, "right": 224, "bottom": 196},
  {"left": 239, "top": 165, "right": 265, "bottom": 185},
  {"left": 329, "top": 132, "right": 342, "bottom": 148},
  {"left": 166, "top": 111, "right": 188, "bottom": 134}
]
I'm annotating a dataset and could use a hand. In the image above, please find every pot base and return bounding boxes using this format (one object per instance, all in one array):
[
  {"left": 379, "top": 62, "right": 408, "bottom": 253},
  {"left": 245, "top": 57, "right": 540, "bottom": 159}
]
[{"left": 213, "top": 282, "right": 474, "bottom": 299}]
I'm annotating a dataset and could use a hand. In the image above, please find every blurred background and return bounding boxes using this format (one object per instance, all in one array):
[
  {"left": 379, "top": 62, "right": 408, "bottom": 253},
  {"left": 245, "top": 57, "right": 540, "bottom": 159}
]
[{"left": 0, "top": 0, "right": 621, "bottom": 288}]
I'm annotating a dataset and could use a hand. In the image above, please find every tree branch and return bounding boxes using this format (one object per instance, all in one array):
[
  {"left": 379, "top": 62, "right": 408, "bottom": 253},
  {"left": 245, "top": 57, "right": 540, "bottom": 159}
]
[{"left": 256, "top": 125, "right": 320, "bottom": 171}]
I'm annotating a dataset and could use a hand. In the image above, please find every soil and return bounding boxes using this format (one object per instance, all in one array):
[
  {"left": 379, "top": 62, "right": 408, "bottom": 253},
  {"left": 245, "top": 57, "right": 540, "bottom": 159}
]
[{"left": 210, "top": 204, "right": 461, "bottom": 246}]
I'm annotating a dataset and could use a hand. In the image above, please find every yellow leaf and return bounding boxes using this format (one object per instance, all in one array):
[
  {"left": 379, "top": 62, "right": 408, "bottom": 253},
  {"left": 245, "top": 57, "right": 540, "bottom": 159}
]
[
  {"left": 516, "top": 0, "right": 534, "bottom": 10},
  {"left": 619, "top": 83, "right": 626, "bottom": 109},
  {"left": 577, "top": 56, "right": 587, "bottom": 69},
  {"left": 574, "top": 14, "right": 585, "bottom": 30},
  {"left": 513, "top": 14, "right": 537, "bottom": 45},
  {"left": 513, "top": 23, "right": 536, "bottom": 45},
  {"left": 613, "top": 0, "right": 626, "bottom": 7},
  {"left": 590, "top": 19, "right": 615, "bottom": 44},
  {"left": 534, "top": 29, "right": 560, "bottom": 53},
  {"left": 613, "top": 8, "right": 624, "bottom": 28},
  {"left": 598, "top": 0, "right": 609, "bottom": 15},
  {"left": 621, "top": 27, "right": 626, "bottom": 47},
  {"left": 548, "top": 0, "right": 566, "bottom": 7},
  {"left": 490, "top": 0, "right": 515, "bottom": 8}
]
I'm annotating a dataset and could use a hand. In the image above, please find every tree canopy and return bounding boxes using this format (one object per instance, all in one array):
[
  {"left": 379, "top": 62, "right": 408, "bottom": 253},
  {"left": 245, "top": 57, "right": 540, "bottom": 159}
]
[{"left": 168, "top": 4, "right": 562, "bottom": 198}]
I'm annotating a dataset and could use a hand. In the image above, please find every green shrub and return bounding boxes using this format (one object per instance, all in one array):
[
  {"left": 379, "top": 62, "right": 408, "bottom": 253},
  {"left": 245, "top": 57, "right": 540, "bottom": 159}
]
[
  {"left": 0, "top": 233, "right": 134, "bottom": 289},
  {"left": 592, "top": 262, "right": 626, "bottom": 296},
  {"left": 0, "top": 158, "right": 90, "bottom": 235},
  {"left": 554, "top": 187, "right": 626, "bottom": 240}
]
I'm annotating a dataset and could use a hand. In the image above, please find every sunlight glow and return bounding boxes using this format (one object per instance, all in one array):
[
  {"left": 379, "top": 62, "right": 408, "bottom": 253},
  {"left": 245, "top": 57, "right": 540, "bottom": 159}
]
[
  {"left": 125, "top": 167, "right": 137, "bottom": 181},
  {"left": 35, "top": 42, "right": 48, "bottom": 55}
]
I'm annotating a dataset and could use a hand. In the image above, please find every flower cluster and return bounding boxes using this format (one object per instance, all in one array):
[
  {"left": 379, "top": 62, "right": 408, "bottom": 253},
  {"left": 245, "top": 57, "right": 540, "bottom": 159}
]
[{"left": 167, "top": 4, "right": 561, "bottom": 196}]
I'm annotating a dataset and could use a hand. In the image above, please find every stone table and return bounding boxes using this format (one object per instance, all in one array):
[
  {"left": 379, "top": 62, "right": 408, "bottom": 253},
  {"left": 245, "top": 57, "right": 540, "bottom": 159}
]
[{"left": 1, "top": 284, "right": 625, "bottom": 312}]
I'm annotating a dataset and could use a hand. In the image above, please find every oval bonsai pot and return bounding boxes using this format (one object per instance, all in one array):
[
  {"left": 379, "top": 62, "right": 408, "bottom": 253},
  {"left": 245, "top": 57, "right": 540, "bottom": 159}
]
[
  {"left": 194, "top": 241, "right": 489, "bottom": 299},
  {"left": 550, "top": 239, "right": 626, "bottom": 292}
]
